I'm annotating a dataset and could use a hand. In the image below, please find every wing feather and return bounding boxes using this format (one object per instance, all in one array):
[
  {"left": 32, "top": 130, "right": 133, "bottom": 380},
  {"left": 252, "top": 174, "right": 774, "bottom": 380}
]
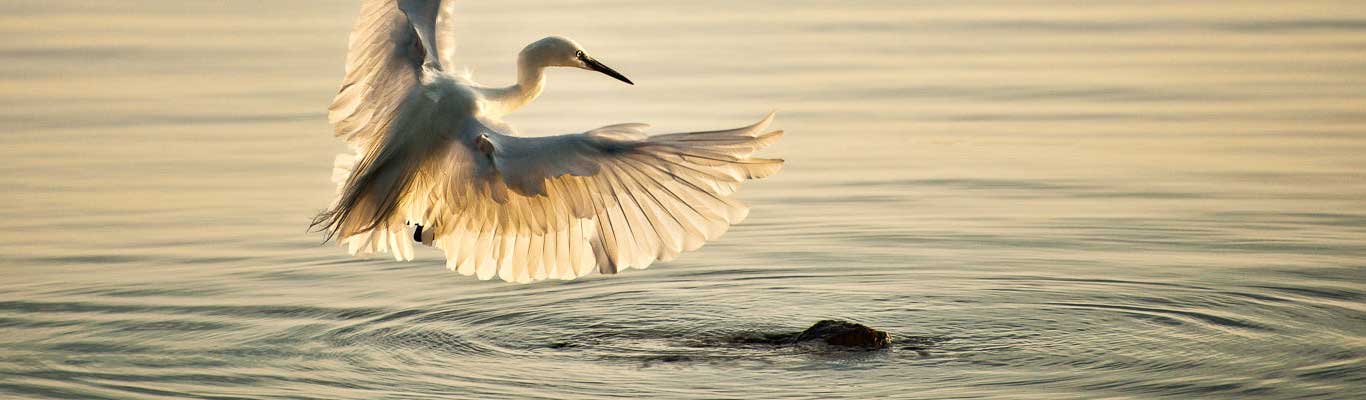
[
  {"left": 395, "top": 114, "right": 783, "bottom": 282},
  {"left": 329, "top": 0, "right": 459, "bottom": 150}
]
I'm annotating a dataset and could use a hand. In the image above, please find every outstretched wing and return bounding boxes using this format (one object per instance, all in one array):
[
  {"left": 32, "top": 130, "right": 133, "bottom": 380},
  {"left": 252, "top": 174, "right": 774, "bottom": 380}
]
[
  {"left": 328, "top": 0, "right": 459, "bottom": 150},
  {"left": 355, "top": 114, "right": 784, "bottom": 283}
]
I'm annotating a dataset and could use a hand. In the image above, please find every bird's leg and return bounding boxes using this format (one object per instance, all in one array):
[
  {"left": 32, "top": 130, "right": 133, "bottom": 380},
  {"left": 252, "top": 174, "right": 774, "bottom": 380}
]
[
  {"left": 411, "top": 223, "right": 435, "bottom": 246},
  {"left": 475, "top": 134, "right": 499, "bottom": 169},
  {"left": 476, "top": 134, "right": 495, "bottom": 156}
]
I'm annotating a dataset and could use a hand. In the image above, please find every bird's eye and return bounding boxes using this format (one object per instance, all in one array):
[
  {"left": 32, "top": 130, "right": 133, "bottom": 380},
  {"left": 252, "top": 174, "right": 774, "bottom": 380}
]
[{"left": 575, "top": 50, "right": 585, "bottom": 59}]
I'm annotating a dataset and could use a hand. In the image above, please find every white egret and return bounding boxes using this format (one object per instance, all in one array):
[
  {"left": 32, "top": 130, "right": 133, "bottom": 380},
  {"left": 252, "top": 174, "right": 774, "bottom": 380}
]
[{"left": 312, "top": 0, "right": 784, "bottom": 283}]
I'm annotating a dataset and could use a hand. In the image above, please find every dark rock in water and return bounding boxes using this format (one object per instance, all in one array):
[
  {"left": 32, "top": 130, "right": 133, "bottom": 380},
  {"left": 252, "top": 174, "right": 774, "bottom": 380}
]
[
  {"left": 726, "top": 320, "right": 893, "bottom": 350},
  {"left": 793, "top": 320, "right": 892, "bottom": 349}
]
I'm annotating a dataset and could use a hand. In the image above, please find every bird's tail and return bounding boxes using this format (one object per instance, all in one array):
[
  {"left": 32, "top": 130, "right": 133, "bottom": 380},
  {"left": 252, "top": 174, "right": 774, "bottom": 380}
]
[{"left": 310, "top": 144, "right": 423, "bottom": 261}]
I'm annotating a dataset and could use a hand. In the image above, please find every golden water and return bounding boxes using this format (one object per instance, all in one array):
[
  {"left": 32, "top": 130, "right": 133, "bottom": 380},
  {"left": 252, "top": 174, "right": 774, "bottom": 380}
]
[{"left": 2, "top": 1, "right": 1363, "bottom": 398}]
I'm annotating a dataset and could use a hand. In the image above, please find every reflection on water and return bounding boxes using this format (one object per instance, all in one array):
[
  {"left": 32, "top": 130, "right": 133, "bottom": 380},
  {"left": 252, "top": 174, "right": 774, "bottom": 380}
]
[{"left": 1, "top": 0, "right": 1364, "bottom": 398}]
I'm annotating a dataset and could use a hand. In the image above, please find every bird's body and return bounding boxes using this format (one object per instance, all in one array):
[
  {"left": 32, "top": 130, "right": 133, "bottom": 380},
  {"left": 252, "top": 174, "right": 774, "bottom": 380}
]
[{"left": 314, "top": 0, "right": 783, "bottom": 283}]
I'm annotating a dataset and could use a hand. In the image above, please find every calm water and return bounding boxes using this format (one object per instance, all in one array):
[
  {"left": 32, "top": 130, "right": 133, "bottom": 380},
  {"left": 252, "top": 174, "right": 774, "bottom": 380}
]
[{"left": 2, "top": 1, "right": 1364, "bottom": 398}]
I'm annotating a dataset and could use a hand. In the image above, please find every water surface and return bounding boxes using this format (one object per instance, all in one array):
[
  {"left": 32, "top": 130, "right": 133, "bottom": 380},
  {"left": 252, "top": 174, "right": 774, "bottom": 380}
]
[{"left": 2, "top": 0, "right": 1364, "bottom": 398}]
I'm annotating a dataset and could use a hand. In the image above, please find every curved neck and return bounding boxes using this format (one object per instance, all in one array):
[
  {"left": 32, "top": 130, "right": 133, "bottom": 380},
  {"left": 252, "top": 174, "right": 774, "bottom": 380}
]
[{"left": 486, "top": 58, "right": 546, "bottom": 115}]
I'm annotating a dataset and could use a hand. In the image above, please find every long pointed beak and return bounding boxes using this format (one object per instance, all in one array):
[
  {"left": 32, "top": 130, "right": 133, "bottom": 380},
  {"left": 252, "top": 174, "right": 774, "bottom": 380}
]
[{"left": 582, "top": 56, "right": 634, "bottom": 85}]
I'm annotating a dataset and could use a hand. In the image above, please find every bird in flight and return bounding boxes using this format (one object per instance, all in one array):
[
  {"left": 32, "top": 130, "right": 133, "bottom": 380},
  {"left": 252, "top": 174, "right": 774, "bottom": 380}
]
[{"left": 313, "top": 0, "right": 784, "bottom": 283}]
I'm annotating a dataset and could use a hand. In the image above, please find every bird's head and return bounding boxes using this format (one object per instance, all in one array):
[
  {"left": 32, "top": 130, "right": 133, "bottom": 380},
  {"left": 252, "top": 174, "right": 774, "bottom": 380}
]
[{"left": 521, "top": 36, "right": 633, "bottom": 85}]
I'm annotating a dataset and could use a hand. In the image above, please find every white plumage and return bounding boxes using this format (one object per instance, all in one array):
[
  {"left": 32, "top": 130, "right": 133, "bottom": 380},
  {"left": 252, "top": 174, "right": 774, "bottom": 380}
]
[{"left": 314, "top": 0, "right": 784, "bottom": 283}]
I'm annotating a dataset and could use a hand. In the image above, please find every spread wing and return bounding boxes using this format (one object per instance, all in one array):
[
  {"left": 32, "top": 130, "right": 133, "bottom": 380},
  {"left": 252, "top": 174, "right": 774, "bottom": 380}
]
[
  {"left": 328, "top": 0, "right": 459, "bottom": 150},
  {"left": 432, "top": 113, "right": 783, "bottom": 283},
  {"left": 340, "top": 114, "right": 784, "bottom": 283}
]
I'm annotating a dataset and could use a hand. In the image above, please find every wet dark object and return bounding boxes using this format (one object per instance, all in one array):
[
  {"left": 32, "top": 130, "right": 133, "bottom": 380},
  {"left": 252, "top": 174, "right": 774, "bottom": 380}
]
[
  {"left": 793, "top": 320, "right": 892, "bottom": 349},
  {"left": 726, "top": 320, "right": 892, "bottom": 350}
]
